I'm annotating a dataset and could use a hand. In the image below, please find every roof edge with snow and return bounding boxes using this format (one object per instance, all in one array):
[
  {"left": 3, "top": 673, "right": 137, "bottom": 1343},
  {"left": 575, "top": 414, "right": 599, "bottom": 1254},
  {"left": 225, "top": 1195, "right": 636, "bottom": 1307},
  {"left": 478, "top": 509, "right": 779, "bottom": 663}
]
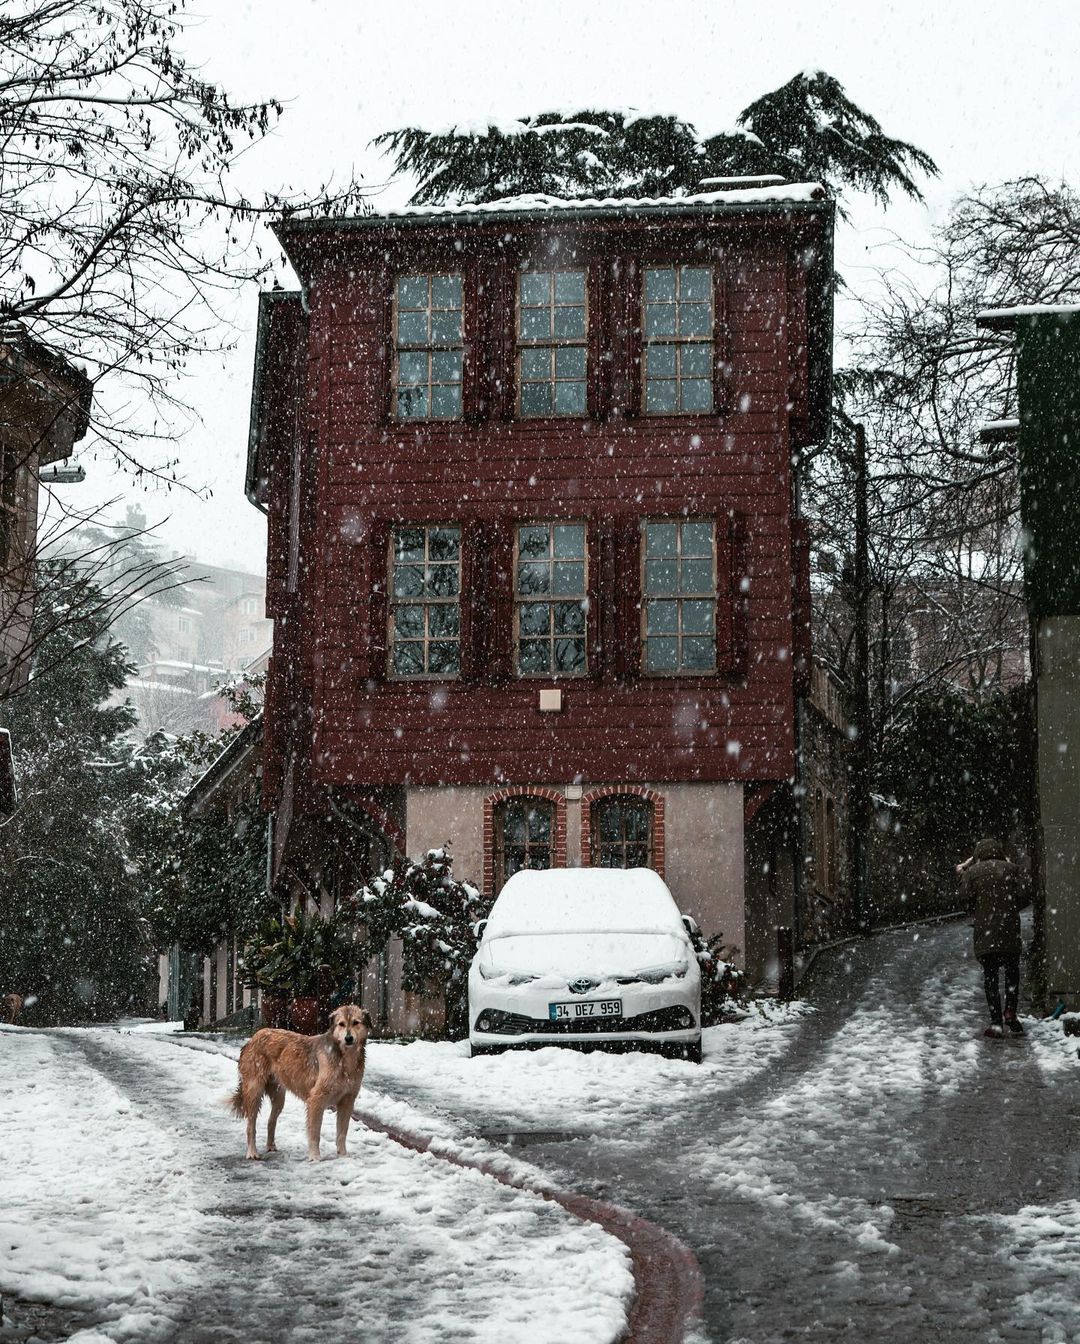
[
  {"left": 276, "top": 183, "right": 829, "bottom": 239},
  {"left": 977, "top": 302, "right": 1080, "bottom": 330}
]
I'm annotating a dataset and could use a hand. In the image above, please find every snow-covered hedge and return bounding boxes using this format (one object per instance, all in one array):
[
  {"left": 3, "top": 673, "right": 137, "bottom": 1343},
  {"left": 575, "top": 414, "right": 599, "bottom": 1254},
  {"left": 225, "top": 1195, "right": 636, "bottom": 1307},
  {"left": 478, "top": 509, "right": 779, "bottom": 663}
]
[{"left": 341, "top": 847, "right": 489, "bottom": 1038}]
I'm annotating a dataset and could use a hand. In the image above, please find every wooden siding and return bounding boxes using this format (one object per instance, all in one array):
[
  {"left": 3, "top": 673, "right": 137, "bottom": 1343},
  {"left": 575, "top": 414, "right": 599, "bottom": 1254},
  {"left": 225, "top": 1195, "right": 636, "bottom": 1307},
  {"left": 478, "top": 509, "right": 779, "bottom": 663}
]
[{"left": 259, "top": 211, "right": 829, "bottom": 800}]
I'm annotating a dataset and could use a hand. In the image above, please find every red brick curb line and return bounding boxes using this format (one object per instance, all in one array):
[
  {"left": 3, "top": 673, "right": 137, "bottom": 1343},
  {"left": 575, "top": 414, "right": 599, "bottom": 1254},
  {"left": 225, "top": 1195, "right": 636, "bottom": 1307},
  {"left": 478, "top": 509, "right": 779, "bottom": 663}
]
[{"left": 357, "top": 1109, "right": 703, "bottom": 1344}]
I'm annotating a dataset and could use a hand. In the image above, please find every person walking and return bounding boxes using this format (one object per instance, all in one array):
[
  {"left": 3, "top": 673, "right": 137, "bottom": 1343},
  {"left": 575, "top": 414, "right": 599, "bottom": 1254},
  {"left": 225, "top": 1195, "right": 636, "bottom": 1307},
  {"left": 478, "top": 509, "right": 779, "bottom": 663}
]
[{"left": 958, "top": 837, "right": 1027, "bottom": 1038}]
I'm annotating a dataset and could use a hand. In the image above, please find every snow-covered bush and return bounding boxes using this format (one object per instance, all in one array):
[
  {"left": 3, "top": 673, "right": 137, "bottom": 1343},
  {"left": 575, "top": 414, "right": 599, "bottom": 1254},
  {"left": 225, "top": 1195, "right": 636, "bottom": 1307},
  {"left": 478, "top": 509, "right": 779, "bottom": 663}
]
[
  {"left": 687, "top": 926, "right": 746, "bottom": 1025},
  {"left": 341, "top": 847, "right": 489, "bottom": 1038}
]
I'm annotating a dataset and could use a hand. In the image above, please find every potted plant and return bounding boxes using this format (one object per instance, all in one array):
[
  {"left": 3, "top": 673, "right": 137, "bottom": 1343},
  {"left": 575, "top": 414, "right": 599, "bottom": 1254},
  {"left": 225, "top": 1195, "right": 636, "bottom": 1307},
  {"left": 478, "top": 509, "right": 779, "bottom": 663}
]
[
  {"left": 241, "top": 915, "right": 294, "bottom": 1028},
  {"left": 243, "top": 910, "right": 356, "bottom": 1034}
]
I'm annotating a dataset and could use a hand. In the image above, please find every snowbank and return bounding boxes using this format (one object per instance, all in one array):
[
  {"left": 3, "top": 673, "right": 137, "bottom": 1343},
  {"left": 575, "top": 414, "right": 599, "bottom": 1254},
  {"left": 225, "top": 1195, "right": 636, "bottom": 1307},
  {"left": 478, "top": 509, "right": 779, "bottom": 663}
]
[{"left": 364, "top": 1001, "right": 813, "bottom": 1136}]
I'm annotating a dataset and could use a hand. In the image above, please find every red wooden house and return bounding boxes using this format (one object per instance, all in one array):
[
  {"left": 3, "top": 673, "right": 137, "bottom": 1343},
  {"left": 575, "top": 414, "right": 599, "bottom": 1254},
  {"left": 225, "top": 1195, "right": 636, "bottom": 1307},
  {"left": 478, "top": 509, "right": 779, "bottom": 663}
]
[{"left": 246, "top": 183, "right": 833, "bottom": 1012}]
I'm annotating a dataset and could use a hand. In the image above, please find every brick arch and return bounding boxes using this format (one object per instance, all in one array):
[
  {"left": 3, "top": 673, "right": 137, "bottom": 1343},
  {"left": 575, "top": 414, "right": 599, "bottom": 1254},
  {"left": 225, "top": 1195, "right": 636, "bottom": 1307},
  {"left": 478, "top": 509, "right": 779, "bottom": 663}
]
[
  {"left": 483, "top": 786, "right": 567, "bottom": 895},
  {"left": 580, "top": 785, "right": 666, "bottom": 879}
]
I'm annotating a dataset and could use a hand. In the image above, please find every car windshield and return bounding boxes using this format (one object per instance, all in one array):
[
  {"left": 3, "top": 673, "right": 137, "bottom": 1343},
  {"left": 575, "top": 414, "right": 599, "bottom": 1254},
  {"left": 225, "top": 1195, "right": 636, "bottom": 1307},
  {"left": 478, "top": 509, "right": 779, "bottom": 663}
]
[{"left": 480, "top": 930, "right": 688, "bottom": 980}]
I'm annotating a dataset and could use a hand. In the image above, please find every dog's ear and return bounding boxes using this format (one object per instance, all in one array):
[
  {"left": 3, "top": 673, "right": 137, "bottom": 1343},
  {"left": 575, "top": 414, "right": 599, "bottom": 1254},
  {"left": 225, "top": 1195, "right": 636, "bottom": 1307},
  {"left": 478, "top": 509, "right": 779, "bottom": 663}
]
[{"left": 361, "top": 1009, "right": 373, "bottom": 1029}]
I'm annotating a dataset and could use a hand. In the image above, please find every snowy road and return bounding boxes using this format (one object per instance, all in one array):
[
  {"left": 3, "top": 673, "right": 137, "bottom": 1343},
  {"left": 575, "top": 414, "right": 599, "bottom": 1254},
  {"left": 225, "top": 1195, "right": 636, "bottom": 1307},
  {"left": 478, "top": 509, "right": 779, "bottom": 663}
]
[
  {"left": 0, "top": 1025, "right": 631, "bottom": 1344},
  {"left": 361, "top": 920, "right": 1080, "bottom": 1343},
  {"left": 4, "top": 920, "right": 1079, "bottom": 1343}
]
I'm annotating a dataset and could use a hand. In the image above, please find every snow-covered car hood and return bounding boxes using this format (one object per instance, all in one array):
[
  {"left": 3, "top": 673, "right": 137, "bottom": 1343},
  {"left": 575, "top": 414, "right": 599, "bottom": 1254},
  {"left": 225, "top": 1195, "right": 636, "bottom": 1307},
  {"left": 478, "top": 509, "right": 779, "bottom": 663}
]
[{"left": 476, "top": 931, "right": 691, "bottom": 984}]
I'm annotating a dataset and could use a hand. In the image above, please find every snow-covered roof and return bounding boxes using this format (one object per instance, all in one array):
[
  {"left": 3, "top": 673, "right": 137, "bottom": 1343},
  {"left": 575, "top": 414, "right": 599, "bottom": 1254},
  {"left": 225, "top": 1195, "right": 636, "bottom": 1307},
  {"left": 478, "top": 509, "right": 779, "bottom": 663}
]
[
  {"left": 698, "top": 174, "right": 786, "bottom": 188},
  {"left": 125, "top": 679, "right": 197, "bottom": 696},
  {"left": 486, "top": 867, "right": 685, "bottom": 938},
  {"left": 977, "top": 302, "right": 1080, "bottom": 329},
  {"left": 147, "top": 659, "right": 225, "bottom": 674},
  {"left": 362, "top": 184, "right": 826, "bottom": 221},
  {"left": 978, "top": 418, "right": 1020, "bottom": 444},
  {"left": 278, "top": 183, "right": 828, "bottom": 242},
  {"left": 184, "top": 714, "right": 263, "bottom": 814}
]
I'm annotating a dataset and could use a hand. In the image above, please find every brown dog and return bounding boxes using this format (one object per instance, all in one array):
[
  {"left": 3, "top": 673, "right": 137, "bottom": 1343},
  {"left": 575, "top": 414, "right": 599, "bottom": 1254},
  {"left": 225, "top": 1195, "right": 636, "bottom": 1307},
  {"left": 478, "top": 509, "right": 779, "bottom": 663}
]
[
  {"left": 229, "top": 1005, "right": 372, "bottom": 1161},
  {"left": 2, "top": 993, "right": 23, "bottom": 1025}
]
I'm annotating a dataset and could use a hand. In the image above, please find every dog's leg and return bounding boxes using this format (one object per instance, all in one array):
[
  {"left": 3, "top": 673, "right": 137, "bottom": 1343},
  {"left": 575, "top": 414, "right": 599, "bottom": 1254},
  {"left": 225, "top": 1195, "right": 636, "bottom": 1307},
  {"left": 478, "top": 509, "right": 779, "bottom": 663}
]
[
  {"left": 306, "top": 1099, "right": 325, "bottom": 1162},
  {"left": 243, "top": 1077, "right": 265, "bottom": 1160},
  {"left": 335, "top": 1100, "right": 353, "bottom": 1157},
  {"left": 265, "top": 1080, "right": 285, "bottom": 1154}
]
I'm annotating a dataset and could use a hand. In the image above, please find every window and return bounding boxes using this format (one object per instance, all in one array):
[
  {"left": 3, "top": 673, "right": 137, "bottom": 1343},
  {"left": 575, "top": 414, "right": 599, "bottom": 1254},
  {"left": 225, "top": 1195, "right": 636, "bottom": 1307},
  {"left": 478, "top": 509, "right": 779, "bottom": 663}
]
[
  {"left": 515, "top": 522, "right": 587, "bottom": 675},
  {"left": 592, "top": 796, "right": 653, "bottom": 868},
  {"left": 493, "top": 797, "right": 555, "bottom": 890},
  {"left": 517, "top": 270, "right": 587, "bottom": 417},
  {"left": 238, "top": 627, "right": 255, "bottom": 646},
  {"left": 642, "top": 266, "right": 714, "bottom": 414},
  {"left": 642, "top": 519, "right": 717, "bottom": 674},
  {"left": 177, "top": 615, "right": 192, "bottom": 635},
  {"left": 814, "top": 787, "right": 838, "bottom": 899},
  {"left": 389, "top": 525, "right": 461, "bottom": 677},
  {"left": 241, "top": 596, "right": 259, "bottom": 616},
  {"left": 0, "top": 444, "right": 16, "bottom": 570},
  {"left": 394, "top": 274, "right": 463, "bottom": 420}
]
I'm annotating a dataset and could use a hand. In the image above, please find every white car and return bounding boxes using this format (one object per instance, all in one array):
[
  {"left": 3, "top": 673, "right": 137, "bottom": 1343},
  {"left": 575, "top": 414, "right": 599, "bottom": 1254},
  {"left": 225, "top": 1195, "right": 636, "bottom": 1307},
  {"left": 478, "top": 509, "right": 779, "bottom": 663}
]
[{"left": 468, "top": 867, "right": 702, "bottom": 1062}]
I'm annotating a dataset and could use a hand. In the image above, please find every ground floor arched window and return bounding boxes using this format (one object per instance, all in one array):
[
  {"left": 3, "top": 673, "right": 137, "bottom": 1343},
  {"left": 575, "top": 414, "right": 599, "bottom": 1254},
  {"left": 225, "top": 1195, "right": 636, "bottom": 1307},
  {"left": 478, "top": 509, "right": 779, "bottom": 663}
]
[
  {"left": 591, "top": 794, "right": 653, "bottom": 868},
  {"left": 493, "top": 796, "right": 556, "bottom": 891}
]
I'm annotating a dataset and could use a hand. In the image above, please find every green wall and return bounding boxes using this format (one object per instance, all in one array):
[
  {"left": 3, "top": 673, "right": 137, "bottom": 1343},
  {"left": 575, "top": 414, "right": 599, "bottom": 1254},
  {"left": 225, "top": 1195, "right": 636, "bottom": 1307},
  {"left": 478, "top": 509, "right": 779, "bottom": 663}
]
[{"left": 1016, "top": 315, "right": 1080, "bottom": 616}]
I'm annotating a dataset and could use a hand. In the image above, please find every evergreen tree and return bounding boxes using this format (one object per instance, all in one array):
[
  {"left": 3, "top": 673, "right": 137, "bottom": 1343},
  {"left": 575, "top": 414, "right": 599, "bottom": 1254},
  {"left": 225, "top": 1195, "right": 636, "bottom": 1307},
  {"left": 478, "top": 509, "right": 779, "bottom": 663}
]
[
  {"left": 138, "top": 683, "right": 273, "bottom": 960},
  {"left": 0, "top": 563, "right": 172, "bottom": 1023},
  {"left": 374, "top": 71, "right": 936, "bottom": 212}
]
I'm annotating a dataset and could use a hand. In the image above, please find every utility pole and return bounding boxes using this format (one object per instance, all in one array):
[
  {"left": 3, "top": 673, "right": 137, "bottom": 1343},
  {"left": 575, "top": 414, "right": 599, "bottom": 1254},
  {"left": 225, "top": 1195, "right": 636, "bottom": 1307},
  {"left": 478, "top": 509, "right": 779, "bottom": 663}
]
[{"left": 849, "top": 422, "right": 872, "bottom": 933}]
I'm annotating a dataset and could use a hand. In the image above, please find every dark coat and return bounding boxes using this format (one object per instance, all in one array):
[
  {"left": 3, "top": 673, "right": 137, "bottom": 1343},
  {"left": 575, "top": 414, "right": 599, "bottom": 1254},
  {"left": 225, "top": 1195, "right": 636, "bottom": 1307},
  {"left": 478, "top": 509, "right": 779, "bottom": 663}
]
[{"left": 960, "top": 838, "right": 1025, "bottom": 959}]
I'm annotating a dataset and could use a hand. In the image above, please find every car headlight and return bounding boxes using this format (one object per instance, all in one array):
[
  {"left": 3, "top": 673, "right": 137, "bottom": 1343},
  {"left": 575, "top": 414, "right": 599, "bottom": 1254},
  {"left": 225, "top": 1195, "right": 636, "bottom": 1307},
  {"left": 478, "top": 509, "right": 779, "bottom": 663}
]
[{"left": 478, "top": 963, "right": 535, "bottom": 985}]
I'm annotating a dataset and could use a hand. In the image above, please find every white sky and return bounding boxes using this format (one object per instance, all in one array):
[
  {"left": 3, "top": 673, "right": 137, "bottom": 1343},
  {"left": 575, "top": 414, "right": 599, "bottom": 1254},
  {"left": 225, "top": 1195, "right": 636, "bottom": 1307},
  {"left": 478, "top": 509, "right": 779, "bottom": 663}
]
[{"left": 74, "top": 0, "right": 1080, "bottom": 575}]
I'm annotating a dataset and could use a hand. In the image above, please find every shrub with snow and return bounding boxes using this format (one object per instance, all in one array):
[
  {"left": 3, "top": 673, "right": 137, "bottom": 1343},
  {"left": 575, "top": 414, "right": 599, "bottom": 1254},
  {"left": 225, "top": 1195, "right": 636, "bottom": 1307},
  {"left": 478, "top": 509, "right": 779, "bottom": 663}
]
[{"left": 342, "top": 847, "right": 489, "bottom": 1038}]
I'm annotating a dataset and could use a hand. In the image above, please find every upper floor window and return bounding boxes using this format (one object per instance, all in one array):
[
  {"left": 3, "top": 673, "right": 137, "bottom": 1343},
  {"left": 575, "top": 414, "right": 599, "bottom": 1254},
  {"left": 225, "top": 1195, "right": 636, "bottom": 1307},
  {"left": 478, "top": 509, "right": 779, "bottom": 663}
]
[
  {"left": 642, "top": 266, "right": 713, "bottom": 415},
  {"left": 641, "top": 519, "right": 716, "bottom": 674},
  {"left": 493, "top": 796, "right": 555, "bottom": 890},
  {"left": 515, "top": 522, "right": 587, "bottom": 675},
  {"left": 517, "top": 270, "right": 587, "bottom": 417},
  {"left": 394, "top": 274, "right": 463, "bottom": 420},
  {"left": 592, "top": 795, "right": 653, "bottom": 868},
  {"left": 241, "top": 596, "right": 259, "bottom": 616},
  {"left": 389, "top": 524, "right": 461, "bottom": 677}
]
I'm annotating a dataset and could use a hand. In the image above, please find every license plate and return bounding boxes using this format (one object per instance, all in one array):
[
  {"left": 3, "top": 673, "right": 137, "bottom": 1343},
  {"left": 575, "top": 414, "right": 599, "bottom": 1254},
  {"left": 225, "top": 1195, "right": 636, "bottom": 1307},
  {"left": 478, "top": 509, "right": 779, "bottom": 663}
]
[{"left": 548, "top": 999, "right": 622, "bottom": 1022}]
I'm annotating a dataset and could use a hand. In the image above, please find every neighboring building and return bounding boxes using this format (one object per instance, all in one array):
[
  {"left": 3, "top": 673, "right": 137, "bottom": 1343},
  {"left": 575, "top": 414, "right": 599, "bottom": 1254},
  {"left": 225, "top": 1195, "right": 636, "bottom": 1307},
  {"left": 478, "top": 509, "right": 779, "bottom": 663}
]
[
  {"left": 977, "top": 303, "right": 1080, "bottom": 1006},
  {"left": 798, "top": 659, "right": 851, "bottom": 944},
  {"left": 0, "top": 322, "right": 92, "bottom": 806},
  {"left": 246, "top": 183, "right": 834, "bottom": 1014},
  {"left": 122, "top": 564, "right": 273, "bottom": 739},
  {"left": 161, "top": 715, "right": 265, "bottom": 1023}
]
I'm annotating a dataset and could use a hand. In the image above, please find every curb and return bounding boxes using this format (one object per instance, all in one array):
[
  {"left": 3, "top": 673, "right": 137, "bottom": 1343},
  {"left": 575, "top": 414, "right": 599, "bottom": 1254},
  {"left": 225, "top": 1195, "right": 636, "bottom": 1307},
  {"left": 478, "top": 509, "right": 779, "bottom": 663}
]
[
  {"left": 795, "top": 909, "right": 969, "bottom": 986},
  {"left": 358, "top": 1109, "right": 703, "bottom": 1344}
]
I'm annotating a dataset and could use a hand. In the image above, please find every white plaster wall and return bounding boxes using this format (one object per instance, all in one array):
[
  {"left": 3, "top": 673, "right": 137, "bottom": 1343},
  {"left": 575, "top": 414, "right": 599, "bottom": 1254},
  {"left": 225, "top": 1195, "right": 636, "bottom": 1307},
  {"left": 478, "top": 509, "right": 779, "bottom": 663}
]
[
  {"left": 406, "top": 786, "right": 487, "bottom": 885},
  {"left": 408, "top": 779, "right": 744, "bottom": 960},
  {"left": 655, "top": 782, "right": 745, "bottom": 962}
]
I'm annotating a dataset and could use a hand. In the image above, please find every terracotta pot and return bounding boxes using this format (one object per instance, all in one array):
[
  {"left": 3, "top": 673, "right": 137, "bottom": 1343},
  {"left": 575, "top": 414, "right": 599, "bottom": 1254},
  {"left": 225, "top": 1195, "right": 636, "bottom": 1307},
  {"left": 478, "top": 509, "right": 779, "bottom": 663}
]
[
  {"left": 289, "top": 996, "right": 319, "bottom": 1034},
  {"left": 259, "top": 992, "right": 289, "bottom": 1029}
]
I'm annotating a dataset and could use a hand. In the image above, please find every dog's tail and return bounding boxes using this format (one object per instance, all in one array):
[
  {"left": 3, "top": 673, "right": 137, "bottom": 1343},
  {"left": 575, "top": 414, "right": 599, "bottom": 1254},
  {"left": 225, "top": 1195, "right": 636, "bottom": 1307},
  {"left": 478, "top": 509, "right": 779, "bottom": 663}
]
[{"left": 225, "top": 1084, "right": 246, "bottom": 1118}]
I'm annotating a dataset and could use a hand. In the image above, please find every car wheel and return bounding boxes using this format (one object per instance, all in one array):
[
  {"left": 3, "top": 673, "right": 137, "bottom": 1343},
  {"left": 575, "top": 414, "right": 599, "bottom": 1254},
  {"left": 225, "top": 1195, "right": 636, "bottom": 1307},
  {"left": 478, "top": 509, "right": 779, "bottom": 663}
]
[{"left": 685, "top": 1039, "right": 703, "bottom": 1065}]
